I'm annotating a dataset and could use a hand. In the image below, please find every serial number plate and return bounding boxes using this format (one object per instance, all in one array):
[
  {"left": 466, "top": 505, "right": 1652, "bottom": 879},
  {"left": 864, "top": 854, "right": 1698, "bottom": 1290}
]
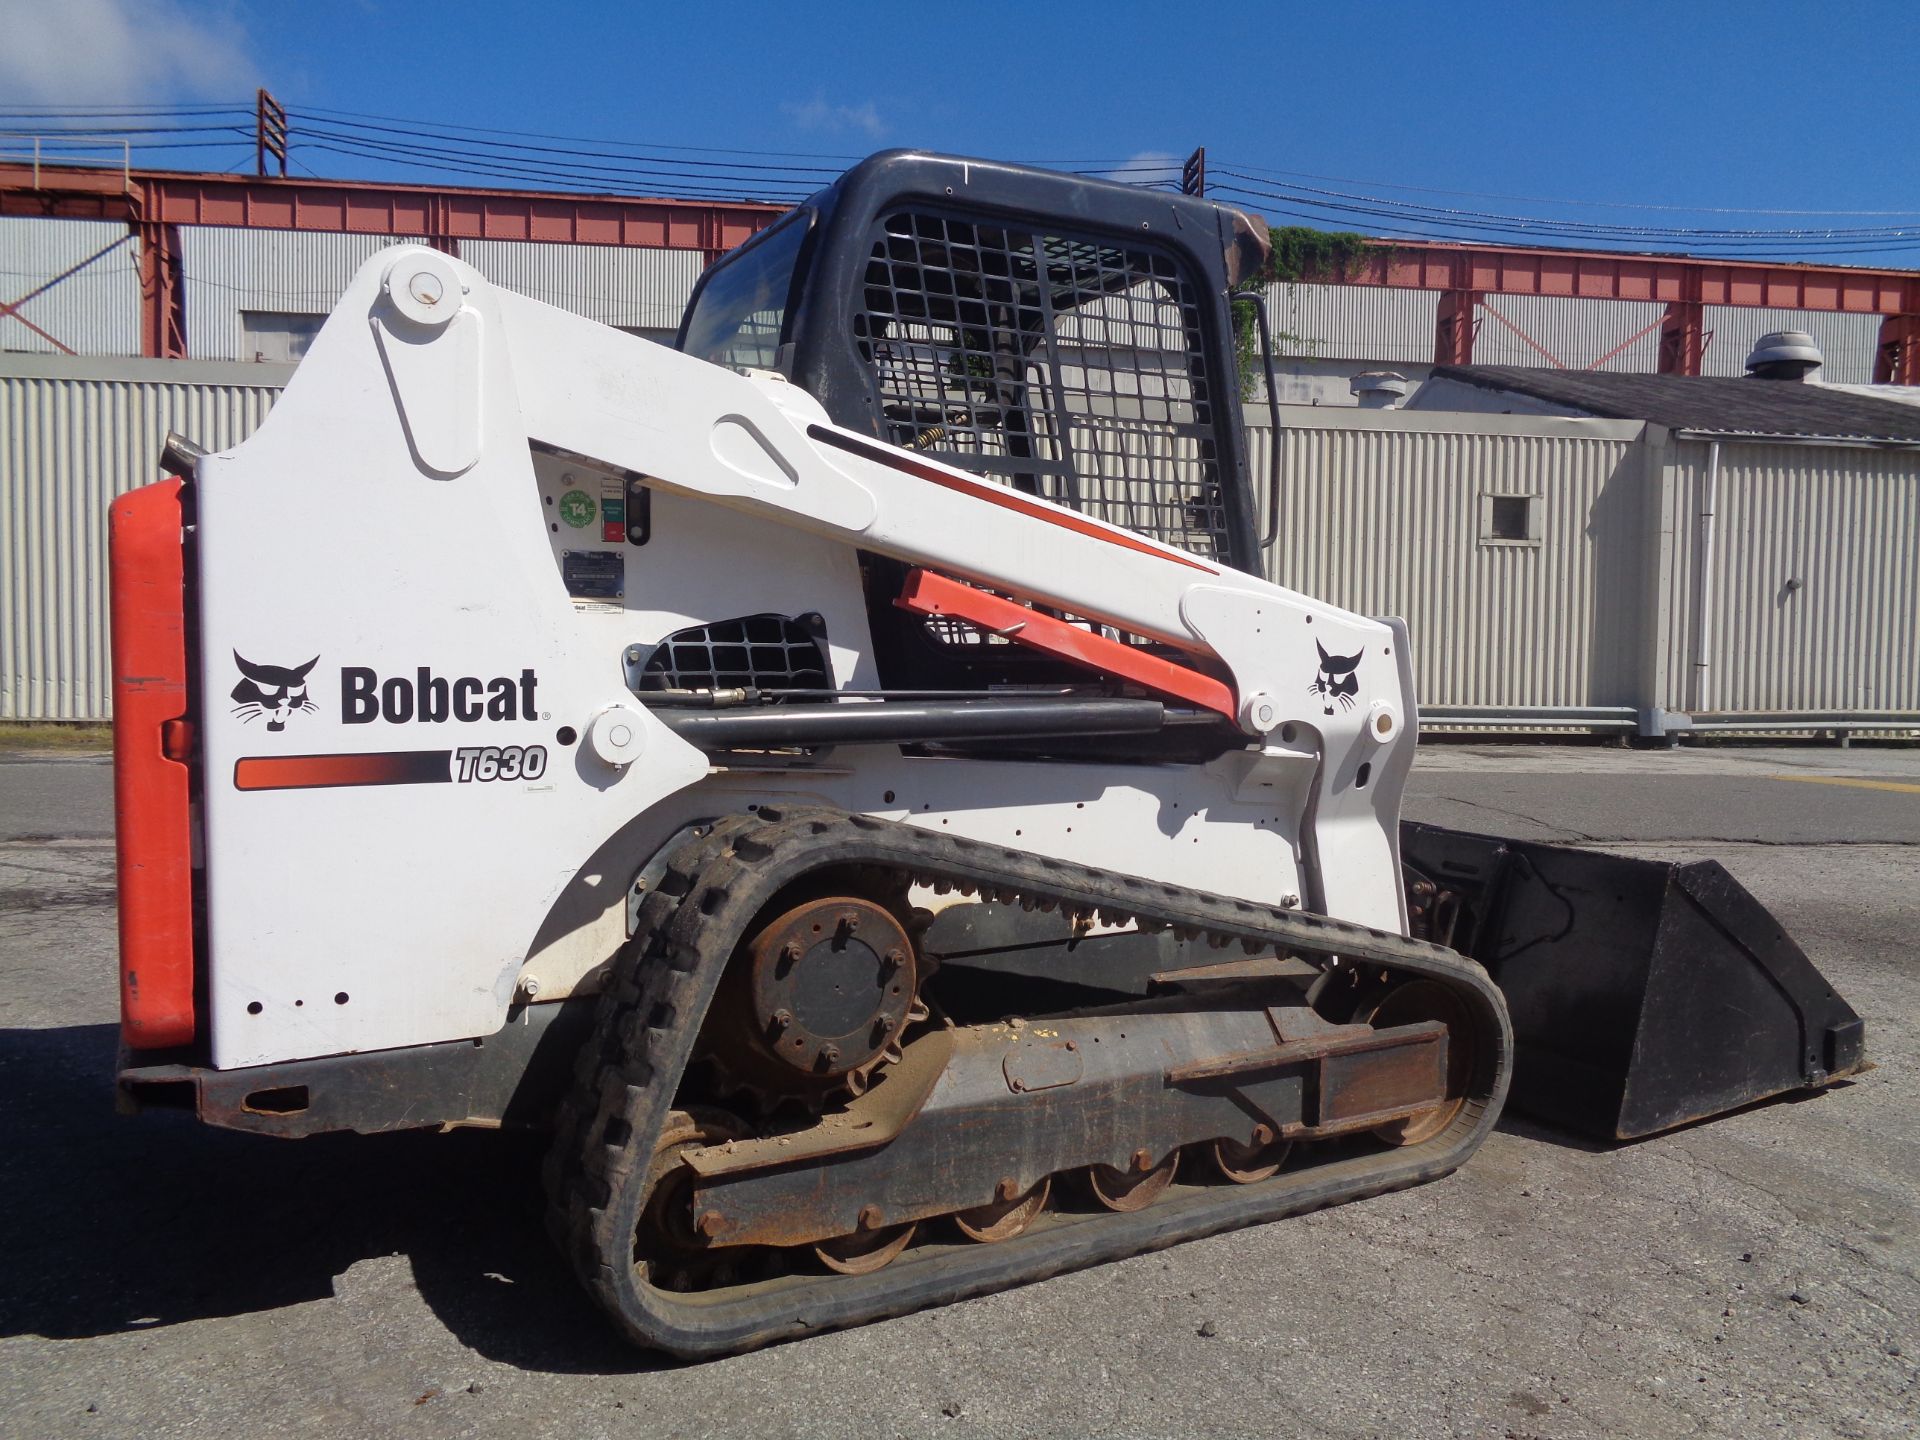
[{"left": 562, "top": 549, "right": 625, "bottom": 600}]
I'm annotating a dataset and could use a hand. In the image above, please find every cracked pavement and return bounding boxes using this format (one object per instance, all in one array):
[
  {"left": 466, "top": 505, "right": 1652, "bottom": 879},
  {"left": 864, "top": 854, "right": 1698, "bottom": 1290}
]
[{"left": 1, "top": 743, "right": 1915, "bottom": 1439}]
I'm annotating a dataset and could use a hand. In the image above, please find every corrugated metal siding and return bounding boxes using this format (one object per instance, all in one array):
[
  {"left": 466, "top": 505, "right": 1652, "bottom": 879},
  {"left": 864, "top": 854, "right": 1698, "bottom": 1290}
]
[
  {"left": 1, "top": 359, "right": 284, "bottom": 719},
  {"left": 8, "top": 357, "right": 1915, "bottom": 729},
  {"left": 1251, "top": 416, "right": 1647, "bottom": 708},
  {"left": 462, "top": 240, "right": 702, "bottom": 334},
  {"left": 1473, "top": 295, "right": 1664, "bottom": 373},
  {"left": 1700, "top": 306, "right": 1882, "bottom": 383},
  {"left": 1662, "top": 439, "right": 1920, "bottom": 714},
  {"left": 1262, "top": 282, "right": 1437, "bottom": 364},
  {"left": 181, "top": 228, "right": 702, "bottom": 359},
  {"left": 181, "top": 229, "right": 430, "bottom": 362},
  {"left": 0, "top": 217, "right": 141, "bottom": 356}
]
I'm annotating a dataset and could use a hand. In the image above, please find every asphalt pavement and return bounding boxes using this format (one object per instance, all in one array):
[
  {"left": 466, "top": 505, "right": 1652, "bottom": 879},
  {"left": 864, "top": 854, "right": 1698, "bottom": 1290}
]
[{"left": 1, "top": 742, "right": 1915, "bottom": 1439}]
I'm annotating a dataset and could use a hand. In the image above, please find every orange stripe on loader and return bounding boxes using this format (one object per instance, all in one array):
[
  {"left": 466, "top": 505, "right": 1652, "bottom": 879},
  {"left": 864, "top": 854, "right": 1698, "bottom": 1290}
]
[{"left": 896, "top": 569, "right": 1237, "bottom": 720}]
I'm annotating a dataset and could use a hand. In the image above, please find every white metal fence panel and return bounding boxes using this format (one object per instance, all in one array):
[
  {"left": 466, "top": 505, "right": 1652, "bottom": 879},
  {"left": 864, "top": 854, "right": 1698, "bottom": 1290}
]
[
  {"left": 181, "top": 228, "right": 703, "bottom": 360},
  {"left": 7, "top": 359, "right": 1916, "bottom": 731},
  {"left": 1700, "top": 306, "right": 1882, "bottom": 384},
  {"left": 1472, "top": 295, "right": 1665, "bottom": 373},
  {"left": 1261, "top": 282, "right": 1437, "bottom": 364},
  {"left": 1252, "top": 412, "right": 1648, "bottom": 710},
  {"left": 181, "top": 229, "right": 429, "bottom": 362},
  {"left": 0, "top": 216, "right": 141, "bottom": 356},
  {"left": 461, "top": 240, "right": 702, "bottom": 337},
  {"left": 1, "top": 356, "right": 288, "bottom": 719},
  {"left": 1663, "top": 439, "right": 1920, "bottom": 716}
]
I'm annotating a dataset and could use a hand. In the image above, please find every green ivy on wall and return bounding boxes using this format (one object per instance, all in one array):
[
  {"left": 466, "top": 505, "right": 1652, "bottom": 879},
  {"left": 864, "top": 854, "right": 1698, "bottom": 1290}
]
[{"left": 1232, "top": 224, "right": 1386, "bottom": 396}]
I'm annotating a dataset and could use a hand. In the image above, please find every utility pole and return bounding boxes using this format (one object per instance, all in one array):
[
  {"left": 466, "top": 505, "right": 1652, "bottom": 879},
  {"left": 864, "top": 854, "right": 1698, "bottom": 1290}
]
[
  {"left": 255, "top": 89, "right": 288, "bottom": 177},
  {"left": 1179, "top": 147, "right": 1206, "bottom": 197}
]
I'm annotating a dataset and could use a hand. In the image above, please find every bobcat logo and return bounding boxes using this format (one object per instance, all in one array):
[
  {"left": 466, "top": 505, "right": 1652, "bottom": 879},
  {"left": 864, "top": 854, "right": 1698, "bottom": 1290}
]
[
  {"left": 1309, "top": 641, "right": 1363, "bottom": 716},
  {"left": 231, "top": 653, "right": 319, "bottom": 731}
]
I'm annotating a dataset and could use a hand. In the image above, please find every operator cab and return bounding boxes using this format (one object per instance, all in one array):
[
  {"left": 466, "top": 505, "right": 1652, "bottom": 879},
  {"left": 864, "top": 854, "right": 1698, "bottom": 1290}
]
[
  {"left": 680, "top": 150, "right": 1271, "bottom": 577},
  {"left": 679, "top": 152, "right": 1272, "bottom": 704}
]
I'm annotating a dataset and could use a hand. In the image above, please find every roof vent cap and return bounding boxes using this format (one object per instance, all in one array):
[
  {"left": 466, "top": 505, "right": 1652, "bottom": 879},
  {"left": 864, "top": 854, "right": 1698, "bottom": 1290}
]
[
  {"left": 1745, "top": 330, "right": 1822, "bottom": 381},
  {"left": 1350, "top": 370, "right": 1409, "bottom": 409}
]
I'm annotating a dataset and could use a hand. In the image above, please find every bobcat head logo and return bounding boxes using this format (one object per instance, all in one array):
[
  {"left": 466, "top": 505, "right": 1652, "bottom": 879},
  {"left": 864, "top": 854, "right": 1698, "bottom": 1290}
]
[
  {"left": 231, "top": 652, "right": 319, "bottom": 731},
  {"left": 1308, "top": 641, "right": 1363, "bottom": 716}
]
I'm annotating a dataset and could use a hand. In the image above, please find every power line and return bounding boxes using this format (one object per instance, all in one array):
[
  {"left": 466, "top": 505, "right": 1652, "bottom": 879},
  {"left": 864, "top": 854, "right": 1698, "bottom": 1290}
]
[
  {"left": 5, "top": 103, "right": 1916, "bottom": 263},
  {"left": 288, "top": 111, "right": 847, "bottom": 178},
  {"left": 1216, "top": 157, "right": 1920, "bottom": 219},
  {"left": 1208, "top": 179, "right": 1920, "bottom": 257},
  {"left": 1211, "top": 170, "right": 1920, "bottom": 243}
]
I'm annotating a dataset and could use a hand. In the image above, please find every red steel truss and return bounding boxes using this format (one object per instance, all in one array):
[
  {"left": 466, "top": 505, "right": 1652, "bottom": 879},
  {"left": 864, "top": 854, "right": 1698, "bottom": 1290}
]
[
  {"left": 1315, "top": 239, "right": 1920, "bottom": 383},
  {"left": 3, "top": 162, "right": 1915, "bottom": 380},
  {"left": 1, "top": 163, "right": 784, "bottom": 358}
]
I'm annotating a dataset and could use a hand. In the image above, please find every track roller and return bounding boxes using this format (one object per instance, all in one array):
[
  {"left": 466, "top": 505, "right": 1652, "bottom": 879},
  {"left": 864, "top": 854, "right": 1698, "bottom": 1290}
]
[
  {"left": 954, "top": 1176, "right": 1051, "bottom": 1242},
  {"left": 1210, "top": 1128, "right": 1294, "bottom": 1184},
  {"left": 1088, "top": 1150, "right": 1178, "bottom": 1212},
  {"left": 815, "top": 1218, "right": 916, "bottom": 1275}
]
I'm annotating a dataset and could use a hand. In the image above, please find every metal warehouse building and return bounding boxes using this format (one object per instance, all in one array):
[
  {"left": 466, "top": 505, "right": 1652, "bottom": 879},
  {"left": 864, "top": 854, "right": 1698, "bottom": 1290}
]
[
  {"left": 8, "top": 348, "right": 1917, "bottom": 735},
  {"left": 2, "top": 163, "right": 1918, "bottom": 734},
  {"left": 0, "top": 211, "right": 1901, "bottom": 391}
]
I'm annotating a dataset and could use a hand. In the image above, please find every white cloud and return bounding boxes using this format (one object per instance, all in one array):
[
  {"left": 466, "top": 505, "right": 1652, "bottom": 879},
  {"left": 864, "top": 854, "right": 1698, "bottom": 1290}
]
[
  {"left": 782, "top": 94, "right": 887, "bottom": 141},
  {"left": 1121, "top": 150, "right": 1184, "bottom": 186},
  {"left": 0, "top": 0, "right": 260, "bottom": 105}
]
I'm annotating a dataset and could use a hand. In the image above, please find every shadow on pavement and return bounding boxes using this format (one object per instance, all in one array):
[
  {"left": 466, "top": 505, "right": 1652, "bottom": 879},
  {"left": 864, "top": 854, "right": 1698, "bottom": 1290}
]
[{"left": 0, "top": 1022, "right": 663, "bottom": 1375}]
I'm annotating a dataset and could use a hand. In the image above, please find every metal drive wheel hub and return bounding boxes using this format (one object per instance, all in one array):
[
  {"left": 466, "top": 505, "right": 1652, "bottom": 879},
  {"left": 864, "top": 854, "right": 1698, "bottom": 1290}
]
[{"left": 748, "top": 897, "right": 917, "bottom": 1079}]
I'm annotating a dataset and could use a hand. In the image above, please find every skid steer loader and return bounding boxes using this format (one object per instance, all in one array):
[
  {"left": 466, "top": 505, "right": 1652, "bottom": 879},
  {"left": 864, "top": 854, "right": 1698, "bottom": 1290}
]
[{"left": 110, "top": 151, "right": 1865, "bottom": 1356}]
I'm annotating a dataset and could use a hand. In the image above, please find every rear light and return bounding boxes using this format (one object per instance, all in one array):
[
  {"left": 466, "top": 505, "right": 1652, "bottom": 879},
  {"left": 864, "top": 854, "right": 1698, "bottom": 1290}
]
[{"left": 110, "top": 478, "right": 196, "bottom": 1049}]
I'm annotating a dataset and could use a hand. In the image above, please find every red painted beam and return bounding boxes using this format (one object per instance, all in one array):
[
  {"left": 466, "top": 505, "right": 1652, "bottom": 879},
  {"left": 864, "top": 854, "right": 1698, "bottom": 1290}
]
[
  {"left": 0, "top": 163, "right": 785, "bottom": 253},
  {"left": 6, "top": 163, "right": 1916, "bottom": 380},
  {"left": 1878, "top": 315, "right": 1920, "bottom": 385},
  {"left": 1322, "top": 238, "right": 1920, "bottom": 318},
  {"left": 1434, "top": 289, "right": 1478, "bottom": 365}
]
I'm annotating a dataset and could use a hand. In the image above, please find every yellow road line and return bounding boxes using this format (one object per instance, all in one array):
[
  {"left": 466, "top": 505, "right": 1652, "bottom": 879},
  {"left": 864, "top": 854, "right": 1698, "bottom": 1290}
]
[{"left": 1769, "top": 774, "right": 1920, "bottom": 794}]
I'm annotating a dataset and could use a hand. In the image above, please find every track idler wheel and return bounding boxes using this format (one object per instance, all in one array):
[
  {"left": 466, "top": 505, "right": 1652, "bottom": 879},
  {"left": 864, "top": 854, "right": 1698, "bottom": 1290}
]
[
  {"left": 954, "top": 1176, "right": 1051, "bottom": 1243},
  {"left": 1210, "top": 1126, "right": 1294, "bottom": 1184},
  {"left": 635, "top": 1109, "right": 753, "bottom": 1294},
  {"left": 1361, "top": 979, "right": 1476, "bottom": 1146},
  {"left": 1088, "top": 1150, "right": 1178, "bottom": 1212},
  {"left": 814, "top": 1212, "right": 916, "bottom": 1275}
]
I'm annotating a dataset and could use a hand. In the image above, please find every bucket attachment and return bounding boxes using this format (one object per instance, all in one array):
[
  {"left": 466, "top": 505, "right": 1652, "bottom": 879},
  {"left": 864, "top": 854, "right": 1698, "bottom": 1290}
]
[{"left": 1400, "top": 822, "right": 1867, "bottom": 1141}]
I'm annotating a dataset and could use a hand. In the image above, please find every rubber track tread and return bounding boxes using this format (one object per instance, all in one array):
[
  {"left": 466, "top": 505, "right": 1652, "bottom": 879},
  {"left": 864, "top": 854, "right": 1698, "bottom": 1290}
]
[{"left": 546, "top": 807, "right": 1513, "bottom": 1357}]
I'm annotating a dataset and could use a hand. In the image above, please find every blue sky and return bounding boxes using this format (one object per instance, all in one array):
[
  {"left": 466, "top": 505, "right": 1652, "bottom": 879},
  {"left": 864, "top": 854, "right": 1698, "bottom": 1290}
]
[{"left": 4, "top": 0, "right": 1918, "bottom": 263}]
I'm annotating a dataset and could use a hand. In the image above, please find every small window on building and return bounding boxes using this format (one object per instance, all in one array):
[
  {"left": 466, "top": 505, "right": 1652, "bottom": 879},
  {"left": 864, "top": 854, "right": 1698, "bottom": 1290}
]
[
  {"left": 1481, "top": 494, "right": 1539, "bottom": 545},
  {"left": 240, "top": 311, "right": 327, "bottom": 364}
]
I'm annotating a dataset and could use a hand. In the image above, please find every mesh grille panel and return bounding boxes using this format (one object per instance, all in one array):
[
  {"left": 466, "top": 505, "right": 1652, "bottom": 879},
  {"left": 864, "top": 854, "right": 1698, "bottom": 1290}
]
[
  {"left": 854, "top": 211, "right": 1230, "bottom": 563},
  {"left": 636, "top": 614, "right": 831, "bottom": 692}
]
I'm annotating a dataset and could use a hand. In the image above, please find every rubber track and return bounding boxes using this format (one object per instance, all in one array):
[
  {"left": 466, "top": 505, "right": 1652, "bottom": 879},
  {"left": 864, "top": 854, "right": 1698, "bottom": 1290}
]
[{"left": 545, "top": 806, "right": 1514, "bottom": 1358}]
